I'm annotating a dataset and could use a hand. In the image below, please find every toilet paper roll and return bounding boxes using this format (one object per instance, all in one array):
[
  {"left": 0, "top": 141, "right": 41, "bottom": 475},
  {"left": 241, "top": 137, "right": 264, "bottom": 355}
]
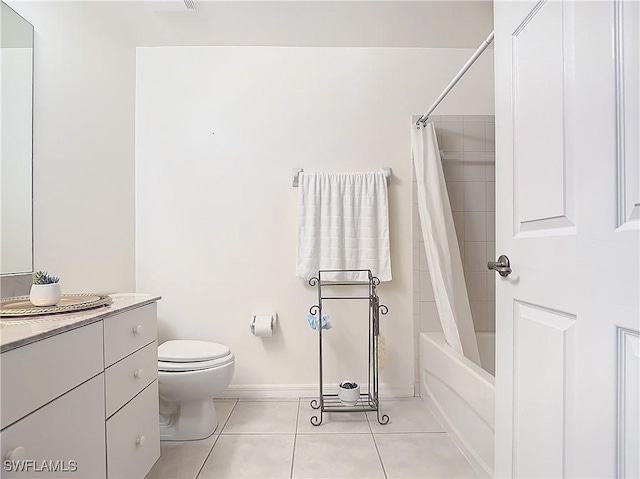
[{"left": 251, "top": 315, "right": 274, "bottom": 337}]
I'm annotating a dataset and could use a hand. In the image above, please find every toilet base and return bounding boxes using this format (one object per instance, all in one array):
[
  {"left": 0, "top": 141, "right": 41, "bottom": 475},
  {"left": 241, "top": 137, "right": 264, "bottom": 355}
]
[{"left": 159, "top": 398, "right": 219, "bottom": 441}]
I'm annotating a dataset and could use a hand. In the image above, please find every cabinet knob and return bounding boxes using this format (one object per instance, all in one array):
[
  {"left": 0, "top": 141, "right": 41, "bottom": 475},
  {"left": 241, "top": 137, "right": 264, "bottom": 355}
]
[
  {"left": 5, "top": 446, "right": 26, "bottom": 461},
  {"left": 133, "top": 325, "right": 143, "bottom": 335},
  {"left": 136, "top": 436, "right": 146, "bottom": 447},
  {"left": 134, "top": 369, "right": 144, "bottom": 379}
]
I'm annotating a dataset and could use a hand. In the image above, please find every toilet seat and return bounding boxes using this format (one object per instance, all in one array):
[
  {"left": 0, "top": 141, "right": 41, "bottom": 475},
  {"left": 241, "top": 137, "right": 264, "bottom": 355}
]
[{"left": 158, "top": 340, "right": 234, "bottom": 372}]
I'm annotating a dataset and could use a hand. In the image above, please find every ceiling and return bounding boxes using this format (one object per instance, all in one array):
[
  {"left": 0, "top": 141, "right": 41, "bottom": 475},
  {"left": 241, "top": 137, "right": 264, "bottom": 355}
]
[
  {"left": 135, "top": 1, "right": 494, "bottom": 48},
  {"left": 8, "top": 0, "right": 493, "bottom": 49}
]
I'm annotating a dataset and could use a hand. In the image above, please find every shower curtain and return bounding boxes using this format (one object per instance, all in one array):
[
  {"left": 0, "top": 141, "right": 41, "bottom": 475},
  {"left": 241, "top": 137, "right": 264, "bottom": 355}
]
[{"left": 411, "top": 122, "right": 481, "bottom": 365}]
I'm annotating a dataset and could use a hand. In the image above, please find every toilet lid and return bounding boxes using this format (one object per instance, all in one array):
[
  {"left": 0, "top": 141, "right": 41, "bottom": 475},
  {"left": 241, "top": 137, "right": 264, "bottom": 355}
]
[{"left": 158, "top": 340, "right": 231, "bottom": 362}]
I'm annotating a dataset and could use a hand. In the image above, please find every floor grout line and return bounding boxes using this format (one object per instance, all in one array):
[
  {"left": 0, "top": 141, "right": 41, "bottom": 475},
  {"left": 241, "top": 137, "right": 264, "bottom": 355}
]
[
  {"left": 193, "top": 434, "right": 219, "bottom": 479},
  {"left": 371, "top": 433, "right": 389, "bottom": 479},
  {"left": 365, "top": 403, "right": 388, "bottom": 479},
  {"left": 216, "top": 399, "right": 239, "bottom": 435},
  {"left": 290, "top": 398, "right": 301, "bottom": 479},
  {"left": 194, "top": 399, "right": 239, "bottom": 479}
]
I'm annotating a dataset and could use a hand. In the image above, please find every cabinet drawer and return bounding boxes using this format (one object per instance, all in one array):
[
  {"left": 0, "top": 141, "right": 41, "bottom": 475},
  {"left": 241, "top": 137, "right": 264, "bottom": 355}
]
[
  {"left": 105, "top": 341, "right": 158, "bottom": 418},
  {"left": 106, "top": 381, "right": 160, "bottom": 479},
  {"left": 0, "top": 322, "right": 104, "bottom": 429},
  {"left": 104, "top": 303, "right": 156, "bottom": 366},
  {"left": 0, "top": 374, "right": 106, "bottom": 478}
]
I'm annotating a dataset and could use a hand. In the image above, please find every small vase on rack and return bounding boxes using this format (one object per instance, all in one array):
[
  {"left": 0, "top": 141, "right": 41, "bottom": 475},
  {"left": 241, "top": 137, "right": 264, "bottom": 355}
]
[{"left": 338, "top": 381, "right": 360, "bottom": 407}]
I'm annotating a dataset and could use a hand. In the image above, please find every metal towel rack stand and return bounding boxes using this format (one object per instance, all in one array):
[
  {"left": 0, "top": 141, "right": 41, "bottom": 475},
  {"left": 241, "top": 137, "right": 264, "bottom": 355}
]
[{"left": 308, "top": 269, "right": 390, "bottom": 426}]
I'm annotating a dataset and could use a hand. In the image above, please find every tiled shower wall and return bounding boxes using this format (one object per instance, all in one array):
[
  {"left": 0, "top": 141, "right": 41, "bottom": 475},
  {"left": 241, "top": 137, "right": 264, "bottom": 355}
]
[{"left": 412, "top": 115, "right": 495, "bottom": 388}]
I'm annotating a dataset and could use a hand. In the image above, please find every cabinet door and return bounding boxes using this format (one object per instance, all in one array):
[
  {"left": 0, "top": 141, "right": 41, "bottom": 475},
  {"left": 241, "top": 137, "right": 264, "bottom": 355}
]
[
  {"left": 1, "top": 321, "right": 104, "bottom": 429},
  {"left": 105, "top": 341, "right": 157, "bottom": 418},
  {"left": 1, "top": 374, "right": 106, "bottom": 478},
  {"left": 106, "top": 381, "right": 160, "bottom": 479},
  {"left": 103, "top": 303, "right": 157, "bottom": 367}
]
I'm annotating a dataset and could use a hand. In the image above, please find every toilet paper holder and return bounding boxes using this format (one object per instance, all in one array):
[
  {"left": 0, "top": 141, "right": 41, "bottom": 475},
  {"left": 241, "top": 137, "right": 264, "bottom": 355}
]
[{"left": 250, "top": 314, "right": 277, "bottom": 335}]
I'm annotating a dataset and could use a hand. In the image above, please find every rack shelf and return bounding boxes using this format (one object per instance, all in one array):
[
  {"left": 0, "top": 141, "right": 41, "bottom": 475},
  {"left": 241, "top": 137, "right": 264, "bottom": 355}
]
[{"left": 308, "top": 269, "right": 389, "bottom": 426}]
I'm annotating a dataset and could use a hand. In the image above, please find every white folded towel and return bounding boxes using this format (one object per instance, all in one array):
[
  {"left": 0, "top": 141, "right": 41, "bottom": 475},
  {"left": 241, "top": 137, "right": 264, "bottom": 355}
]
[{"left": 296, "top": 171, "right": 392, "bottom": 282}]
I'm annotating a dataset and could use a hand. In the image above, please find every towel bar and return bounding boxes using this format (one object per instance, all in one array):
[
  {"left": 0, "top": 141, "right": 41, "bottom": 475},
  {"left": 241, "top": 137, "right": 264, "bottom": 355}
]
[{"left": 292, "top": 167, "right": 392, "bottom": 187}]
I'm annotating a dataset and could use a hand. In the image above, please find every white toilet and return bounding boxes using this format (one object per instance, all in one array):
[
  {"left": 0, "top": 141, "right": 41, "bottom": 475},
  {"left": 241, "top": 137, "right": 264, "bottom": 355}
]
[{"left": 157, "top": 340, "right": 235, "bottom": 441}]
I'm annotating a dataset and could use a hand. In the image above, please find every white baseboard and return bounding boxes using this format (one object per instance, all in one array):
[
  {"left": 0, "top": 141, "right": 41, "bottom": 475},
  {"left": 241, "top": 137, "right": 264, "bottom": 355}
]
[{"left": 216, "top": 383, "right": 415, "bottom": 400}]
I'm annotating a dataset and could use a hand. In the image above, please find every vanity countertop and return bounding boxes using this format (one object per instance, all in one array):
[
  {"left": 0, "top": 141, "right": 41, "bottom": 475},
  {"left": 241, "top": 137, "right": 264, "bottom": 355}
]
[{"left": 0, "top": 293, "right": 161, "bottom": 353}]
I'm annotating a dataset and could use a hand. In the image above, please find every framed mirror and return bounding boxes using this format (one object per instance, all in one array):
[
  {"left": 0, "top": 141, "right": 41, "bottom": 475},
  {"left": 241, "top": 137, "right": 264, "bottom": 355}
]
[{"left": 1, "top": 1, "right": 33, "bottom": 275}]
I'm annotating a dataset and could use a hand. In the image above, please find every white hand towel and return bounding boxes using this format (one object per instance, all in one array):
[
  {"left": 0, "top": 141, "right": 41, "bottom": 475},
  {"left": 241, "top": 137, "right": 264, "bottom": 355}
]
[{"left": 296, "top": 171, "right": 392, "bottom": 282}]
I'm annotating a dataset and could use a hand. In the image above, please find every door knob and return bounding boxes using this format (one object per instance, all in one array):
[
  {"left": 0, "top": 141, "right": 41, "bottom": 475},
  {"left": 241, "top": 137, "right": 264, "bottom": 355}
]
[{"left": 488, "top": 255, "right": 512, "bottom": 277}]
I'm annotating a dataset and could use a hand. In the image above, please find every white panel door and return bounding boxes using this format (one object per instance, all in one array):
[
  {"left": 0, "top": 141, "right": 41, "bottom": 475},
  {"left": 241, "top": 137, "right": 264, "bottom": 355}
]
[{"left": 494, "top": 1, "right": 639, "bottom": 478}]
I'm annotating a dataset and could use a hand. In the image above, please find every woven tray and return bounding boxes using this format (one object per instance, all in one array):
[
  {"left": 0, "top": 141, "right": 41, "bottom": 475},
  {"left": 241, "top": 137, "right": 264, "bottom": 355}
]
[{"left": 1, "top": 294, "right": 113, "bottom": 318}]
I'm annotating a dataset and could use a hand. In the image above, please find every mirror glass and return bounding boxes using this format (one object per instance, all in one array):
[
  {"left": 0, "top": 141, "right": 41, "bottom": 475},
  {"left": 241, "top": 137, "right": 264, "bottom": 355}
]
[{"left": 1, "top": 1, "right": 33, "bottom": 274}]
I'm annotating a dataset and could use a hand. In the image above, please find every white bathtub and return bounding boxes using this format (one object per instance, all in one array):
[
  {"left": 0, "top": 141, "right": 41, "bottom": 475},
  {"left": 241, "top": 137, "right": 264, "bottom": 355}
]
[{"left": 420, "top": 332, "right": 495, "bottom": 478}]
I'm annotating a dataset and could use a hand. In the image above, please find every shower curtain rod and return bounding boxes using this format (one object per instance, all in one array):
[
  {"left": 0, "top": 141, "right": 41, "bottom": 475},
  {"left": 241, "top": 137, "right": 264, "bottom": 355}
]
[{"left": 416, "top": 31, "right": 494, "bottom": 126}]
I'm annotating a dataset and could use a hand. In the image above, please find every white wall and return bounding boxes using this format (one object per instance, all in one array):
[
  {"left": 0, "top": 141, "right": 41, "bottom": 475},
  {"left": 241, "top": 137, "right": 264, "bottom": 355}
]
[
  {"left": 11, "top": 2, "right": 137, "bottom": 293},
  {"left": 136, "top": 46, "right": 494, "bottom": 394}
]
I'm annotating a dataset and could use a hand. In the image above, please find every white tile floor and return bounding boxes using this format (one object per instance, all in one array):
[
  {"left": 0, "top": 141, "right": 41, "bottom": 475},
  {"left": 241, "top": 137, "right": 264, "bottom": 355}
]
[{"left": 146, "top": 398, "right": 479, "bottom": 479}]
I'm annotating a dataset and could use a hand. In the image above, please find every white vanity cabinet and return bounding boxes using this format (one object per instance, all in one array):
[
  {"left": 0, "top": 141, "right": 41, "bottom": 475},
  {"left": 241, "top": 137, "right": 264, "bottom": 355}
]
[
  {"left": 0, "top": 322, "right": 106, "bottom": 478},
  {"left": 0, "top": 298, "right": 160, "bottom": 479}
]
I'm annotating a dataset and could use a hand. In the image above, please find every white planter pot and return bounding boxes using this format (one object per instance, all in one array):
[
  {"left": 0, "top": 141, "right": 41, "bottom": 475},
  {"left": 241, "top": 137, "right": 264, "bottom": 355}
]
[
  {"left": 338, "top": 382, "right": 360, "bottom": 407},
  {"left": 30, "top": 283, "right": 62, "bottom": 307}
]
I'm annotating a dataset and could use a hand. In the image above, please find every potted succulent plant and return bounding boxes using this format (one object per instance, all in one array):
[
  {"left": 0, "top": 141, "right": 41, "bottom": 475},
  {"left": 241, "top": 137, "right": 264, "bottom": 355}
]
[
  {"left": 30, "top": 271, "right": 61, "bottom": 307},
  {"left": 338, "top": 381, "right": 360, "bottom": 407}
]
